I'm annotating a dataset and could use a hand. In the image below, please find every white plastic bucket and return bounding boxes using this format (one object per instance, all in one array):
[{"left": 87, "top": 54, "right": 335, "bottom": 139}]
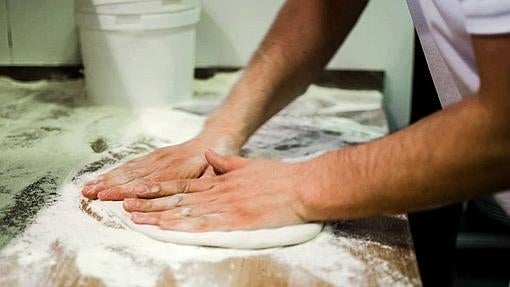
[{"left": 75, "top": 0, "right": 200, "bottom": 107}]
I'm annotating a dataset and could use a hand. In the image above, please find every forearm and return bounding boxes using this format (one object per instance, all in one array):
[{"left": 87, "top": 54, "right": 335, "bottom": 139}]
[
  {"left": 303, "top": 95, "right": 510, "bottom": 220},
  {"left": 201, "top": 0, "right": 368, "bottom": 151}
]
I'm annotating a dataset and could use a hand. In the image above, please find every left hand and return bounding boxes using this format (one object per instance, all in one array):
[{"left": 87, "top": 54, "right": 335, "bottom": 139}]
[{"left": 122, "top": 151, "right": 314, "bottom": 232}]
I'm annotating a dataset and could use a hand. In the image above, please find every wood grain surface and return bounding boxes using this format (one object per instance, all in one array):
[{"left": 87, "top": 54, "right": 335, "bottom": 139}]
[
  {"left": 0, "top": 216, "right": 420, "bottom": 287},
  {"left": 0, "top": 70, "right": 421, "bottom": 286}
]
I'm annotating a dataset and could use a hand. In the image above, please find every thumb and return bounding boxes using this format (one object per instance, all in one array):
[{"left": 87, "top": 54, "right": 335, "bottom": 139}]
[{"left": 204, "top": 150, "right": 247, "bottom": 175}]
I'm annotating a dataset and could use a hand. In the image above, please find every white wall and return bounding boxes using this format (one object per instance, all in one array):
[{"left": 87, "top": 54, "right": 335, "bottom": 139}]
[
  {"left": 333, "top": 1, "right": 414, "bottom": 130},
  {"left": 0, "top": 0, "right": 414, "bottom": 129},
  {"left": 195, "top": 1, "right": 414, "bottom": 129},
  {"left": 7, "top": 0, "right": 80, "bottom": 64},
  {"left": 0, "top": 0, "right": 10, "bottom": 63}
]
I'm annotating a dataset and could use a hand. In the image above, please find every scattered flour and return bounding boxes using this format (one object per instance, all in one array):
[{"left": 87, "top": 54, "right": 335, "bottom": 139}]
[
  {"left": 1, "top": 170, "right": 417, "bottom": 286},
  {"left": 0, "top": 75, "right": 416, "bottom": 286},
  {"left": 0, "top": 173, "right": 373, "bottom": 286}
]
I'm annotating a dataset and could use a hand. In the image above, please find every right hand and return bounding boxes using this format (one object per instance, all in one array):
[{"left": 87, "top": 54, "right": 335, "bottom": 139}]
[{"left": 81, "top": 136, "right": 237, "bottom": 201}]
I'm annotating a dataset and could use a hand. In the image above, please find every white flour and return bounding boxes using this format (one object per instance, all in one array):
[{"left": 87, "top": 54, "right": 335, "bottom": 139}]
[
  {"left": 1, "top": 168, "right": 418, "bottom": 286},
  {"left": 0, "top": 75, "right": 415, "bottom": 286},
  {"left": 0, "top": 173, "right": 372, "bottom": 286}
]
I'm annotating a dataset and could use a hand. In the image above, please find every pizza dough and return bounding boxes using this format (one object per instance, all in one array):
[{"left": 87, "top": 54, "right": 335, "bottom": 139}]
[{"left": 98, "top": 200, "right": 323, "bottom": 249}]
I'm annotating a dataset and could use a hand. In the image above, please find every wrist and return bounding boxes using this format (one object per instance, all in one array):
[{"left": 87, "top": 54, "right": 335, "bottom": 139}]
[
  {"left": 291, "top": 158, "right": 331, "bottom": 221},
  {"left": 198, "top": 113, "right": 251, "bottom": 154},
  {"left": 193, "top": 129, "right": 243, "bottom": 156},
  {"left": 293, "top": 150, "right": 354, "bottom": 222},
  {"left": 201, "top": 81, "right": 273, "bottom": 149}
]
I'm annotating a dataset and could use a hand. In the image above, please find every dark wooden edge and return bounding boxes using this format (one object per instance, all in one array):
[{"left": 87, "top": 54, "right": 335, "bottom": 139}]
[
  {"left": 0, "top": 65, "right": 384, "bottom": 92},
  {"left": 314, "top": 70, "right": 384, "bottom": 92},
  {"left": 195, "top": 67, "right": 384, "bottom": 91},
  {"left": 0, "top": 66, "right": 85, "bottom": 81}
]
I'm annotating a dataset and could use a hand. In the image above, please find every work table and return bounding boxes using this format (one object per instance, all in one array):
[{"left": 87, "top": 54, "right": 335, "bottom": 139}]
[{"left": 0, "top": 71, "right": 421, "bottom": 286}]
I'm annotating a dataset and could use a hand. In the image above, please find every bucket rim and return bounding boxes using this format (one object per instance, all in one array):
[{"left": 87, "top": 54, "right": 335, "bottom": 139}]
[
  {"left": 75, "top": 7, "right": 200, "bottom": 31},
  {"left": 75, "top": 0, "right": 200, "bottom": 15}
]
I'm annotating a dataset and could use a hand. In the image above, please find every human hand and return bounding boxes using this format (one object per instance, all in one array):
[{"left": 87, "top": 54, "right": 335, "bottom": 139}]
[
  {"left": 122, "top": 151, "right": 318, "bottom": 232},
  {"left": 81, "top": 136, "right": 236, "bottom": 201}
]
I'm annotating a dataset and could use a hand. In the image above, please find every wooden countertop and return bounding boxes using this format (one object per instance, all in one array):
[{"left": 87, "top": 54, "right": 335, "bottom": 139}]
[{"left": 0, "top": 70, "right": 421, "bottom": 286}]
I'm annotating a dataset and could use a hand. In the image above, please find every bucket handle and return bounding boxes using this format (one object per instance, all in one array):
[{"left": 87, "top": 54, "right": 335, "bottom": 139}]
[{"left": 85, "top": 0, "right": 162, "bottom": 5}]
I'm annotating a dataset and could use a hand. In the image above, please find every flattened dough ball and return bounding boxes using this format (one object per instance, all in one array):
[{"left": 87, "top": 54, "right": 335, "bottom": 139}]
[{"left": 98, "top": 201, "right": 323, "bottom": 249}]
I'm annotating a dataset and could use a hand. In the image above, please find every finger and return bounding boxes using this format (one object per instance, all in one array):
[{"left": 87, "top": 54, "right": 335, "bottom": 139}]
[
  {"left": 82, "top": 184, "right": 100, "bottom": 199},
  {"left": 99, "top": 166, "right": 155, "bottom": 188},
  {"left": 204, "top": 150, "right": 248, "bottom": 174},
  {"left": 97, "top": 180, "right": 151, "bottom": 201},
  {"left": 126, "top": 188, "right": 223, "bottom": 212},
  {"left": 82, "top": 178, "right": 124, "bottom": 199},
  {"left": 158, "top": 213, "right": 229, "bottom": 232},
  {"left": 200, "top": 166, "right": 216, "bottom": 178},
  {"left": 130, "top": 211, "right": 163, "bottom": 225},
  {"left": 138, "top": 178, "right": 216, "bottom": 199},
  {"left": 157, "top": 204, "right": 222, "bottom": 222},
  {"left": 158, "top": 206, "right": 295, "bottom": 232},
  {"left": 84, "top": 159, "right": 157, "bottom": 192},
  {"left": 123, "top": 195, "right": 185, "bottom": 212},
  {"left": 129, "top": 202, "right": 221, "bottom": 226},
  {"left": 82, "top": 174, "right": 138, "bottom": 199}
]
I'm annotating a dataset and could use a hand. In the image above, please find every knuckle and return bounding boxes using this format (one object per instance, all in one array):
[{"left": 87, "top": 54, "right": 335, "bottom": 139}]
[
  {"left": 158, "top": 214, "right": 171, "bottom": 223},
  {"left": 141, "top": 200, "right": 152, "bottom": 209},
  {"left": 129, "top": 199, "right": 141, "bottom": 209},
  {"left": 176, "top": 180, "right": 190, "bottom": 193},
  {"left": 145, "top": 182, "right": 160, "bottom": 194}
]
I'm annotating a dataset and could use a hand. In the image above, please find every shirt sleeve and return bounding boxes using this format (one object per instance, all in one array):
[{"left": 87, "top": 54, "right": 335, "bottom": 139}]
[{"left": 461, "top": 0, "right": 510, "bottom": 34}]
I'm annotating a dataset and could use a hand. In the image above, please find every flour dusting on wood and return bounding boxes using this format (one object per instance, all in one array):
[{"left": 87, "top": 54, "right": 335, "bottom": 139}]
[{"left": 0, "top": 76, "right": 419, "bottom": 286}]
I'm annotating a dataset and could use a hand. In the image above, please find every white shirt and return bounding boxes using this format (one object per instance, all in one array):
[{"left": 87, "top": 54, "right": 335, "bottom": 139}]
[{"left": 409, "top": 0, "right": 510, "bottom": 215}]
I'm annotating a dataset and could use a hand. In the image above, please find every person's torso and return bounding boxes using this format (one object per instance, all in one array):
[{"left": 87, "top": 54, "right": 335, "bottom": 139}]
[
  {"left": 408, "top": 0, "right": 510, "bottom": 216},
  {"left": 417, "top": 0, "right": 480, "bottom": 97}
]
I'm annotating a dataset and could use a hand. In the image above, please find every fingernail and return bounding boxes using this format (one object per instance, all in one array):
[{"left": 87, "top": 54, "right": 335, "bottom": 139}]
[
  {"left": 82, "top": 185, "right": 90, "bottom": 193},
  {"left": 83, "top": 184, "right": 96, "bottom": 193}
]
